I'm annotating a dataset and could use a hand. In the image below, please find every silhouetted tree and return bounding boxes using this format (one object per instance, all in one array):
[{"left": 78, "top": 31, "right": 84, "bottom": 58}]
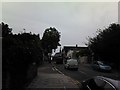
[
  {"left": 2, "top": 22, "right": 12, "bottom": 37},
  {"left": 75, "top": 49, "right": 90, "bottom": 57},
  {"left": 2, "top": 22, "right": 43, "bottom": 89},
  {"left": 87, "top": 23, "right": 120, "bottom": 69},
  {"left": 42, "top": 27, "right": 61, "bottom": 54},
  {"left": 41, "top": 27, "right": 61, "bottom": 63}
]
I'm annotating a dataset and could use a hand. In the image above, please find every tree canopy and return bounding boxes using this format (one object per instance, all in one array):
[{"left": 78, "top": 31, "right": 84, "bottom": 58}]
[
  {"left": 2, "top": 22, "right": 12, "bottom": 37},
  {"left": 42, "top": 27, "right": 61, "bottom": 53},
  {"left": 2, "top": 22, "right": 43, "bottom": 67},
  {"left": 87, "top": 23, "right": 120, "bottom": 68}
]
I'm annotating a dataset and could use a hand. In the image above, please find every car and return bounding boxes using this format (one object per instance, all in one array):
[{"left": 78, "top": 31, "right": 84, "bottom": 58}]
[
  {"left": 52, "top": 53, "right": 63, "bottom": 64},
  {"left": 64, "top": 58, "right": 78, "bottom": 70},
  {"left": 91, "top": 61, "right": 112, "bottom": 72},
  {"left": 81, "top": 76, "right": 120, "bottom": 90}
]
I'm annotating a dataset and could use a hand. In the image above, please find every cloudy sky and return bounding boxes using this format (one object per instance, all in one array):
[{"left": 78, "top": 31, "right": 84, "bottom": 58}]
[{"left": 2, "top": 2, "right": 118, "bottom": 49}]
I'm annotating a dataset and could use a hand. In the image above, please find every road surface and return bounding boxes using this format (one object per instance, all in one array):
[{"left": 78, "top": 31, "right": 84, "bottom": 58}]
[
  {"left": 53, "top": 62, "right": 120, "bottom": 84},
  {"left": 27, "top": 62, "right": 80, "bottom": 89}
]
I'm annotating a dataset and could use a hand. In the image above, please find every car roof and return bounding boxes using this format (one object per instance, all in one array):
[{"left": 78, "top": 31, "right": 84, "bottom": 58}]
[{"left": 96, "top": 76, "right": 120, "bottom": 90}]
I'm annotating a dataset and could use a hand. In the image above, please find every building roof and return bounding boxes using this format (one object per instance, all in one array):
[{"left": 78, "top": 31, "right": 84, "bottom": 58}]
[{"left": 62, "top": 46, "right": 88, "bottom": 51}]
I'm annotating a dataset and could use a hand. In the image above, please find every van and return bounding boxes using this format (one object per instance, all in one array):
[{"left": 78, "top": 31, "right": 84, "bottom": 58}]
[{"left": 64, "top": 59, "right": 78, "bottom": 70}]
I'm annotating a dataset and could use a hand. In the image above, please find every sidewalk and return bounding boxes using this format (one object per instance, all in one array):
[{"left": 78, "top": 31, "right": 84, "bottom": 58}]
[{"left": 26, "top": 62, "right": 80, "bottom": 89}]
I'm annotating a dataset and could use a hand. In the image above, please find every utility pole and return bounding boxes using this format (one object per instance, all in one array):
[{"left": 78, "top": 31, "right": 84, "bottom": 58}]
[{"left": 23, "top": 28, "right": 26, "bottom": 33}]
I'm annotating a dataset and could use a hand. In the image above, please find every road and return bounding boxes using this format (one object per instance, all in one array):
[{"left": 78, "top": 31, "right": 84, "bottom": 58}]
[
  {"left": 27, "top": 61, "right": 120, "bottom": 89},
  {"left": 53, "top": 62, "right": 120, "bottom": 84},
  {"left": 27, "top": 62, "right": 80, "bottom": 89}
]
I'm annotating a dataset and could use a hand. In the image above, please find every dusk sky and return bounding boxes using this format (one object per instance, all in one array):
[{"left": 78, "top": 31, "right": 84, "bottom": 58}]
[{"left": 2, "top": 2, "right": 118, "bottom": 51}]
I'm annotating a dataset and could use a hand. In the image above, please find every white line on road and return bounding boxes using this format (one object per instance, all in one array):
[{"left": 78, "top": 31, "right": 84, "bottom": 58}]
[
  {"left": 78, "top": 70, "right": 88, "bottom": 75},
  {"left": 70, "top": 77, "right": 80, "bottom": 85},
  {"left": 52, "top": 67, "right": 55, "bottom": 71},
  {"left": 54, "top": 67, "right": 65, "bottom": 75},
  {"left": 53, "top": 66, "right": 81, "bottom": 86}
]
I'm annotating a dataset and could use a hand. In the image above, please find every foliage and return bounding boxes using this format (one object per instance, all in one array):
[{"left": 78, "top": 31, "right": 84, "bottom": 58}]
[
  {"left": 76, "top": 49, "right": 90, "bottom": 57},
  {"left": 72, "top": 49, "right": 90, "bottom": 59},
  {"left": 2, "top": 22, "right": 43, "bottom": 88},
  {"left": 42, "top": 27, "right": 61, "bottom": 53},
  {"left": 2, "top": 25, "right": 43, "bottom": 69},
  {"left": 87, "top": 23, "right": 120, "bottom": 68},
  {"left": 2, "top": 22, "right": 12, "bottom": 37}
]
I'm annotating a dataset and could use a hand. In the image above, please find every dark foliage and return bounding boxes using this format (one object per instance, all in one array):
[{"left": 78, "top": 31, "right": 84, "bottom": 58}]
[
  {"left": 2, "top": 22, "right": 43, "bottom": 88},
  {"left": 87, "top": 23, "right": 120, "bottom": 69},
  {"left": 2, "top": 22, "right": 12, "bottom": 37},
  {"left": 42, "top": 27, "right": 61, "bottom": 53}
]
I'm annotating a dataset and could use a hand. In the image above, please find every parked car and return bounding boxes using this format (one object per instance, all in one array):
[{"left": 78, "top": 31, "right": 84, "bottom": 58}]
[
  {"left": 81, "top": 76, "right": 120, "bottom": 90},
  {"left": 64, "top": 59, "right": 78, "bottom": 70},
  {"left": 52, "top": 53, "right": 63, "bottom": 64},
  {"left": 91, "top": 61, "right": 112, "bottom": 72}
]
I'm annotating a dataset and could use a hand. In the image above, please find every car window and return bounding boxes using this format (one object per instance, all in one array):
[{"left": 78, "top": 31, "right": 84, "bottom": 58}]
[
  {"left": 97, "top": 61, "right": 109, "bottom": 66},
  {"left": 54, "top": 53, "right": 61, "bottom": 57},
  {"left": 67, "top": 60, "right": 78, "bottom": 64},
  {"left": 97, "top": 61, "right": 103, "bottom": 65}
]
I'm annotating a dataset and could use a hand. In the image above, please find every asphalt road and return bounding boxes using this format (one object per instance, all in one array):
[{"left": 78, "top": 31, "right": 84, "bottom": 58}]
[
  {"left": 53, "top": 62, "right": 120, "bottom": 84},
  {"left": 27, "top": 62, "right": 80, "bottom": 89}
]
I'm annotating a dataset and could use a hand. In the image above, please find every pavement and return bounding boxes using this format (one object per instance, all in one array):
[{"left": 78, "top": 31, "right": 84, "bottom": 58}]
[{"left": 26, "top": 62, "right": 80, "bottom": 90}]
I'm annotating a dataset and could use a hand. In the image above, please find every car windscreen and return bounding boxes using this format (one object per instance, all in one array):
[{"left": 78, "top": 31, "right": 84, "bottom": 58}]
[
  {"left": 67, "top": 60, "right": 78, "bottom": 64},
  {"left": 54, "top": 53, "right": 61, "bottom": 57}
]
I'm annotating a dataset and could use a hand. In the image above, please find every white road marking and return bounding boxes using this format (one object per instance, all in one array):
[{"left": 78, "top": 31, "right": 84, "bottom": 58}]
[
  {"left": 87, "top": 85, "right": 92, "bottom": 90},
  {"left": 54, "top": 67, "right": 65, "bottom": 75},
  {"left": 75, "top": 80, "right": 80, "bottom": 84},
  {"left": 52, "top": 67, "right": 55, "bottom": 71},
  {"left": 53, "top": 66, "right": 81, "bottom": 87},
  {"left": 70, "top": 78, "right": 80, "bottom": 85},
  {"left": 78, "top": 70, "right": 87, "bottom": 75}
]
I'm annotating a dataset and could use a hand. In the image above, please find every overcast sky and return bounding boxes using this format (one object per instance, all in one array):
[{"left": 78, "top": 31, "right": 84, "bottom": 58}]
[{"left": 2, "top": 2, "right": 118, "bottom": 49}]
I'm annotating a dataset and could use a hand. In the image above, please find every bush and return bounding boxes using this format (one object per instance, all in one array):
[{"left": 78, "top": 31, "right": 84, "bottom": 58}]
[{"left": 2, "top": 22, "right": 43, "bottom": 89}]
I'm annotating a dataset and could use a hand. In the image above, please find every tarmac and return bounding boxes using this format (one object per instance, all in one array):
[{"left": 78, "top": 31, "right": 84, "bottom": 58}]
[{"left": 26, "top": 62, "right": 80, "bottom": 90}]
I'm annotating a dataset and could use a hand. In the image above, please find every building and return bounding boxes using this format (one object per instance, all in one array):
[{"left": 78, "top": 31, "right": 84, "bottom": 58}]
[{"left": 62, "top": 45, "right": 89, "bottom": 64}]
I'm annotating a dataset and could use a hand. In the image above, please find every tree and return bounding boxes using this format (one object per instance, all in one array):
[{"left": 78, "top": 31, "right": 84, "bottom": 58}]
[
  {"left": 87, "top": 23, "right": 120, "bottom": 69},
  {"left": 1, "top": 22, "right": 12, "bottom": 37},
  {"left": 42, "top": 27, "right": 61, "bottom": 54},
  {"left": 75, "top": 49, "right": 90, "bottom": 57},
  {"left": 2, "top": 22, "right": 43, "bottom": 88}
]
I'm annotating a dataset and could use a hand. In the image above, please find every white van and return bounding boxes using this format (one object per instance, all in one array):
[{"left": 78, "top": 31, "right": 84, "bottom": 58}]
[{"left": 64, "top": 59, "right": 78, "bottom": 70}]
